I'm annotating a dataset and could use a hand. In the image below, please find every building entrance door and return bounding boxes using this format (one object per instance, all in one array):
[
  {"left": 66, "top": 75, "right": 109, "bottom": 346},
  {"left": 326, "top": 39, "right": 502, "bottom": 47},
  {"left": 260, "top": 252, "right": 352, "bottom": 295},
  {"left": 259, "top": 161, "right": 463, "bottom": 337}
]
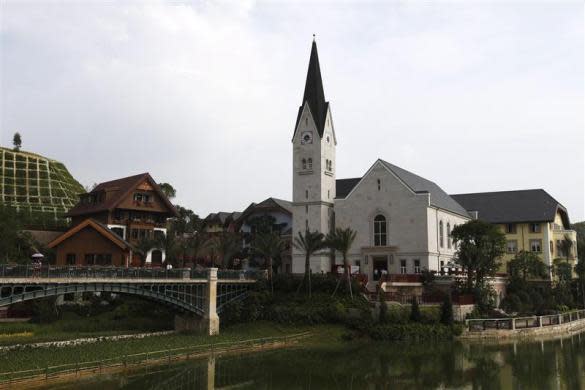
[{"left": 372, "top": 256, "right": 388, "bottom": 281}]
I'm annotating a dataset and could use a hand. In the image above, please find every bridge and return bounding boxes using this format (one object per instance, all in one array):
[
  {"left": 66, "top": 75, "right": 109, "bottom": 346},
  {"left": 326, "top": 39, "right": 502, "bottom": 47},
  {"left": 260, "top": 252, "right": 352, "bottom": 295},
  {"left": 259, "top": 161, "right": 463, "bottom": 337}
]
[{"left": 0, "top": 265, "right": 262, "bottom": 335}]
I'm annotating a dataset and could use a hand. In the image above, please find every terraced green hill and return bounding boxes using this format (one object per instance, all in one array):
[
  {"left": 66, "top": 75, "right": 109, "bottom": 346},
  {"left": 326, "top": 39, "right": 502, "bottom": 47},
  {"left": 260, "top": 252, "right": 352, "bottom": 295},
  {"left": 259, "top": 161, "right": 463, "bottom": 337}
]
[{"left": 0, "top": 147, "right": 84, "bottom": 226}]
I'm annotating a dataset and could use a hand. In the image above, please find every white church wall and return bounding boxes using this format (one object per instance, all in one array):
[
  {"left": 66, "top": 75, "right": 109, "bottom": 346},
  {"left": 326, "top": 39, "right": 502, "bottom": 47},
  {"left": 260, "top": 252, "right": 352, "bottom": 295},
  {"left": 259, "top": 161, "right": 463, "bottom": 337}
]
[
  {"left": 335, "top": 161, "right": 430, "bottom": 259},
  {"left": 426, "top": 208, "right": 470, "bottom": 271}
]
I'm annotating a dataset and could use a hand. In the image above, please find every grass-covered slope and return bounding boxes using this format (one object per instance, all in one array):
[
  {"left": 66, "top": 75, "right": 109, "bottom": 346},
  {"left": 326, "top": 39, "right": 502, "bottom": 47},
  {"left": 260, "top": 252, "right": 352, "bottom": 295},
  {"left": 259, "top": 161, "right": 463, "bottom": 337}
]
[{"left": 0, "top": 147, "right": 84, "bottom": 225}]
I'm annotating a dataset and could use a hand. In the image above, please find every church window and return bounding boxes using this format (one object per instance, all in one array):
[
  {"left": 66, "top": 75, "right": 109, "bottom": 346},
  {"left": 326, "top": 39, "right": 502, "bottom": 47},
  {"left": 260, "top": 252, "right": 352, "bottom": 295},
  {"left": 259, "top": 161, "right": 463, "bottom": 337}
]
[
  {"left": 307, "top": 158, "right": 313, "bottom": 169},
  {"left": 305, "top": 117, "right": 308, "bottom": 126},
  {"left": 377, "top": 179, "right": 381, "bottom": 191},
  {"left": 302, "top": 158, "right": 306, "bottom": 170},
  {"left": 305, "top": 190, "right": 308, "bottom": 199},
  {"left": 305, "top": 205, "right": 308, "bottom": 214},
  {"left": 305, "top": 220, "right": 309, "bottom": 230},
  {"left": 328, "top": 190, "right": 330, "bottom": 199},
  {"left": 447, "top": 223, "right": 451, "bottom": 249},
  {"left": 374, "top": 215, "right": 387, "bottom": 246},
  {"left": 439, "top": 221, "right": 444, "bottom": 248}
]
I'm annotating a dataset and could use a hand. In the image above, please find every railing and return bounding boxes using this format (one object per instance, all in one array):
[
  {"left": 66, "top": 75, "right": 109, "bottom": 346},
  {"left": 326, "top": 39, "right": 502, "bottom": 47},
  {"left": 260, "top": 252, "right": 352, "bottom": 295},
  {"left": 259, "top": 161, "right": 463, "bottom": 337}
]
[
  {"left": 0, "top": 331, "right": 311, "bottom": 385},
  {"left": 381, "top": 274, "right": 423, "bottom": 284},
  {"left": 0, "top": 265, "right": 261, "bottom": 281},
  {"left": 217, "top": 269, "right": 266, "bottom": 281},
  {"left": 466, "top": 309, "right": 585, "bottom": 332}
]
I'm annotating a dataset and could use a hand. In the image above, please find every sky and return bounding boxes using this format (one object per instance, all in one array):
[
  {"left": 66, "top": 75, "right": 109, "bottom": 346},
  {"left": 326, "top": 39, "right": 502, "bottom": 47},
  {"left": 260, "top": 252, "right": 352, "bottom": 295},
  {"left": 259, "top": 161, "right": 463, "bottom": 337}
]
[{"left": 1, "top": 0, "right": 584, "bottom": 221}]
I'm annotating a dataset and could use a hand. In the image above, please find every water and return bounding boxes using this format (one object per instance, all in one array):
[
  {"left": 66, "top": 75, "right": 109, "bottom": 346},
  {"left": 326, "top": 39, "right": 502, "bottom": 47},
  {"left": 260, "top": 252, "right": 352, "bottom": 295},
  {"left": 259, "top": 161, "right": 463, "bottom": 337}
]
[{"left": 51, "top": 332, "right": 585, "bottom": 389}]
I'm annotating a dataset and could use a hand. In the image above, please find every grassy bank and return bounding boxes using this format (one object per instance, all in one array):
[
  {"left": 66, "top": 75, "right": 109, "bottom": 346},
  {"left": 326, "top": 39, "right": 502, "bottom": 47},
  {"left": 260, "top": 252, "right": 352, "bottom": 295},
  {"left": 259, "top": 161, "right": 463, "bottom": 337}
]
[{"left": 0, "top": 322, "right": 339, "bottom": 374}]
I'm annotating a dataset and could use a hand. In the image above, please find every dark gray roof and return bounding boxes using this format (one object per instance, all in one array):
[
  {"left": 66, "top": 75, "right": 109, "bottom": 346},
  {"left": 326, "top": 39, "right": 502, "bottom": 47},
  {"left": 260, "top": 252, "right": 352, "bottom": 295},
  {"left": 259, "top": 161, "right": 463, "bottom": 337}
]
[
  {"left": 379, "top": 160, "right": 470, "bottom": 217},
  {"left": 294, "top": 40, "right": 329, "bottom": 138},
  {"left": 451, "top": 189, "right": 569, "bottom": 225},
  {"left": 336, "top": 178, "right": 361, "bottom": 199},
  {"left": 334, "top": 161, "right": 469, "bottom": 218}
]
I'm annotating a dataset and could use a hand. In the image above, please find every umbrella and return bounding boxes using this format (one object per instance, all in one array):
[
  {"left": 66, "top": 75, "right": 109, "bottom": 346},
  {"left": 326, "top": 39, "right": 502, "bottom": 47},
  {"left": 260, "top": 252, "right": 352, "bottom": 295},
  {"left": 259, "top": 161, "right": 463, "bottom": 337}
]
[{"left": 31, "top": 253, "right": 44, "bottom": 259}]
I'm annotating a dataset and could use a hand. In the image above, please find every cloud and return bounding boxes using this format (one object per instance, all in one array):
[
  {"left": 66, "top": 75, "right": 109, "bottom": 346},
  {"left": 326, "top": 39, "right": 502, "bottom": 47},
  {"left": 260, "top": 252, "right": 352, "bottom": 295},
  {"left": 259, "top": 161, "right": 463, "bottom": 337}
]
[{"left": 1, "top": 1, "right": 583, "bottom": 220}]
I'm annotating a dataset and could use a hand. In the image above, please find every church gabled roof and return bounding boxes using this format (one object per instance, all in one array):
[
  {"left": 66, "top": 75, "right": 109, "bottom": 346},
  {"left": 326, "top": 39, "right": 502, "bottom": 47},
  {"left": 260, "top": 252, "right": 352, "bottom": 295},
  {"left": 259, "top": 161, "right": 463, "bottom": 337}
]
[
  {"left": 335, "top": 160, "right": 470, "bottom": 218},
  {"left": 294, "top": 40, "right": 329, "bottom": 138}
]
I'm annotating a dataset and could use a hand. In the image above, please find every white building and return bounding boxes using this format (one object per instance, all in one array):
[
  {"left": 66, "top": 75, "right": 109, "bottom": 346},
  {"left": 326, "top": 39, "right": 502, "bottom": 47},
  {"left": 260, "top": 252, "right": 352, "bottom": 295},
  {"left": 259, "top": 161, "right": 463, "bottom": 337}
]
[{"left": 291, "top": 40, "right": 471, "bottom": 281}]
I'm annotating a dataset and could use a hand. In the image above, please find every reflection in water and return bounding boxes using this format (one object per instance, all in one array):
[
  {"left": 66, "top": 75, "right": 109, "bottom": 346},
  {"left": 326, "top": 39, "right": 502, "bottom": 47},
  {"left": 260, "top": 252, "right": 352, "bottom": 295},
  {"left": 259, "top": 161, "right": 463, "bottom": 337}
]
[{"left": 57, "top": 331, "right": 585, "bottom": 389}]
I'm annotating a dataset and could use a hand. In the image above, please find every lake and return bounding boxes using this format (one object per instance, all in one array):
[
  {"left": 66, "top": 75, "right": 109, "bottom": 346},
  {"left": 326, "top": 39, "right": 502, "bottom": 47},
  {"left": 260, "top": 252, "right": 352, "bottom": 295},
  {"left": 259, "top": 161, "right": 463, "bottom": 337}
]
[{"left": 50, "top": 331, "right": 585, "bottom": 389}]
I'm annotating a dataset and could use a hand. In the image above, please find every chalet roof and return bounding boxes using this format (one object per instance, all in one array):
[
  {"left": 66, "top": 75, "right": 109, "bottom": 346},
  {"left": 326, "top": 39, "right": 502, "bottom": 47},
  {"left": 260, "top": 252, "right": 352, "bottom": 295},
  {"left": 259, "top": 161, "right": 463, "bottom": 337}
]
[
  {"left": 204, "top": 211, "right": 240, "bottom": 225},
  {"left": 47, "top": 218, "right": 135, "bottom": 250},
  {"left": 294, "top": 40, "right": 329, "bottom": 138},
  {"left": 65, "top": 173, "right": 178, "bottom": 218},
  {"left": 236, "top": 197, "right": 293, "bottom": 225},
  {"left": 451, "top": 189, "right": 570, "bottom": 225}
]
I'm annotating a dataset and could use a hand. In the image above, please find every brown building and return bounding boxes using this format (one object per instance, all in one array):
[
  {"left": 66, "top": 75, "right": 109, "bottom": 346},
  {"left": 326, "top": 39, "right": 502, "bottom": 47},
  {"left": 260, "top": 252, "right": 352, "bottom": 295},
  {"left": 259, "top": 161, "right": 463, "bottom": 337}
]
[{"left": 48, "top": 173, "right": 178, "bottom": 267}]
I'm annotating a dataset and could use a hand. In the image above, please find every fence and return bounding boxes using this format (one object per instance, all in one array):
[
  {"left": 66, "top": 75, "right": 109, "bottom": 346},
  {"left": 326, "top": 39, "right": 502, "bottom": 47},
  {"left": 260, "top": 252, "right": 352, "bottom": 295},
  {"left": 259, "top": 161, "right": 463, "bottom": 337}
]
[
  {"left": 0, "top": 331, "right": 311, "bottom": 386},
  {"left": 0, "top": 265, "right": 263, "bottom": 281},
  {"left": 465, "top": 309, "right": 585, "bottom": 332}
]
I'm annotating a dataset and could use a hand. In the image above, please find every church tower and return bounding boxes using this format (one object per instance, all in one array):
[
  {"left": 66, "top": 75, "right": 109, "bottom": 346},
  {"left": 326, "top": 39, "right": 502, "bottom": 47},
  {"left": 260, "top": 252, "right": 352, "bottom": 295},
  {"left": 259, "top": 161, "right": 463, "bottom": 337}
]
[{"left": 291, "top": 39, "right": 337, "bottom": 274}]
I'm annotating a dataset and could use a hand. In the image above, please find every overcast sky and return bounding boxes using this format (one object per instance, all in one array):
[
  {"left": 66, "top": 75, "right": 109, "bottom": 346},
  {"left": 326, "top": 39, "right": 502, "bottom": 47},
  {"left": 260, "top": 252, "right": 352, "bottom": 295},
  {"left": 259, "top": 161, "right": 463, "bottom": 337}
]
[{"left": 1, "top": 1, "right": 583, "bottom": 221}]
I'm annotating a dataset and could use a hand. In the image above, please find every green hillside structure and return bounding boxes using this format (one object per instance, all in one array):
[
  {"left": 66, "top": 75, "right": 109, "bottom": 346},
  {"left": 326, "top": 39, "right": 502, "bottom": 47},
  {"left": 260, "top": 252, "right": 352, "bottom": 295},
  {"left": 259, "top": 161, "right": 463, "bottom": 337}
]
[{"left": 0, "top": 146, "right": 84, "bottom": 226}]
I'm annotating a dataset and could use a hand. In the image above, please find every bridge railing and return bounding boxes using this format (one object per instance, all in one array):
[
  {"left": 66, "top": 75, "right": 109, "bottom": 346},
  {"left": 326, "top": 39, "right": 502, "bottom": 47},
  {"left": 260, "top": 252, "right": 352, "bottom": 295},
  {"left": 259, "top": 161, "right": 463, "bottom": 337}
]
[{"left": 0, "top": 265, "right": 263, "bottom": 281}]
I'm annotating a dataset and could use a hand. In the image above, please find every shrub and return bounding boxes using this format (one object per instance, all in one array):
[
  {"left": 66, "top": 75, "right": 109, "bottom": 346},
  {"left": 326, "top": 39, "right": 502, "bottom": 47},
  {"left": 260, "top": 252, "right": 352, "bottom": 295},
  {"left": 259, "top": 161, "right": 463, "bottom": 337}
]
[
  {"left": 378, "top": 291, "right": 388, "bottom": 324},
  {"left": 440, "top": 294, "right": 454, "bottom": 326},
  {"left": 366, "top": 323, "right": 456, "bottom": 342},
  {"left": 410, "top": 297, "right": 421, "bottom": 322}
]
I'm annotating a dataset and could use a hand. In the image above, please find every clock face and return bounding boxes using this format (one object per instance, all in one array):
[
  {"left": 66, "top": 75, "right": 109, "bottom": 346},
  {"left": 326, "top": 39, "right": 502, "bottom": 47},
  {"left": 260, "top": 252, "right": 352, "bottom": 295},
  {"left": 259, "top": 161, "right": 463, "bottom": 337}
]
[{"left": 301, "top": 131, "right": 313, "bottom": 145}]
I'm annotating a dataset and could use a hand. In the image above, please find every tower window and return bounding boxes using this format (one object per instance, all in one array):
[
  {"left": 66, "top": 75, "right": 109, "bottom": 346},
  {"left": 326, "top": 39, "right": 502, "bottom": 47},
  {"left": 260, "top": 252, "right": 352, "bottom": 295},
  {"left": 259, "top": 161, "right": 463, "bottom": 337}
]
[
  {"left": 307, "top": 158, "right": 313, "bottom": 169},
  {"left": 377, "top": 179, "right": 381, "bottom": 191},
  {"left": 374, "top": 215, "right": 387, "bottom": 246},
  {"left": 439, "top": 221, "right": 444, "bottom": 248},
  {"left": 305, "top": 117, "right": 308, "bottom": 126},
  {"left": 305, "top": 190, "right": 309, "bottom": 199},
  {"left": 305, "top": 205, "right": 308, "bottom": 214},
  {"left": 302, "top": 158, "right": 307, "bottom": 170}
]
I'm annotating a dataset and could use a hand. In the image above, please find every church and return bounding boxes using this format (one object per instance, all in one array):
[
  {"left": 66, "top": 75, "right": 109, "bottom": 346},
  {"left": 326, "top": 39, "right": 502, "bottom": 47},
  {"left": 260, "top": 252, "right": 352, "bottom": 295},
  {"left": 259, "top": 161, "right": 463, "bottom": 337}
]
[{"left": 291, "top": 40, "right": 471, "bottom": 280}]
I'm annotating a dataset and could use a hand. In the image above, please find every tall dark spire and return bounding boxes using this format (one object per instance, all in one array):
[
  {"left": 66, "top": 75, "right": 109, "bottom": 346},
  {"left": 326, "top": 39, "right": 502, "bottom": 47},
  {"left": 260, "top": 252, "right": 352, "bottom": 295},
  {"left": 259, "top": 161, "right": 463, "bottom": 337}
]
[{"left": 295, "top": 39, "right": 329, "bottom": 137}]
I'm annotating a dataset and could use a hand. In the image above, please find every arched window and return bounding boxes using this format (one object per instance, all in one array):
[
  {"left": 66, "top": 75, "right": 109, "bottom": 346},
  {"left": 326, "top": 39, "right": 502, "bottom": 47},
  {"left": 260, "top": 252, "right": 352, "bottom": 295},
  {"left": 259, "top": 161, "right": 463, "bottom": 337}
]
[
  {"left": 374, "top": 215, "right": 387, "bottom": 246},
  {"left": 302, "top": 158, "right": 307, "bottom": 170},
  {"left": 439, "top": 221, "right": 444, "bottom": 248},
  {"left": 305, "top": 189, "right": 309, "bottom": 199},
  {"left": 307, "top": 158, "right": 313, "bottom": 169},
  {"left": 447, "top": 223, "right": 452, "bottom": 249}
]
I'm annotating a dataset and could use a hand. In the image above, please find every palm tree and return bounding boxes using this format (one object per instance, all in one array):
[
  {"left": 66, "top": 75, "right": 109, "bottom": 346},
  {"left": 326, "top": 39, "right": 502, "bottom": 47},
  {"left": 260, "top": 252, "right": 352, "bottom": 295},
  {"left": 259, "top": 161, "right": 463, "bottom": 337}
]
[
  {"left": 253, "top": 232, "right": 287, "bottom": 294},
  {"left": 326, "top": 227, "right": 357, "bottom": 298},
  {"left": 211, "top": 232, "right": 241, "bottom": 269},
  {"left": 187, "top": 232, "right": 211, "bottom": 267},
  {"left": 293, "top": 230, "right": 325, "bottom": 297},
  {"left": 136, "top": 237, "right": 155, "bottom": 267}
]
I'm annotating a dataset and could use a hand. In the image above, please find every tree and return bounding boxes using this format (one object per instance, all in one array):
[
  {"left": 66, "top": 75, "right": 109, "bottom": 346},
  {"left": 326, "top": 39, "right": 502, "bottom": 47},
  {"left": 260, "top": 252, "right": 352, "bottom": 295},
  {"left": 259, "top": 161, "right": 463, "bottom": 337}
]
[
  {"left": 451, "top": 220, "right": 507, "bottom": 291},
  {"left": 0, "top": 205, "right": 35, "bottom": 263},
  {"left": 187, "top": 232, "right": 210, "bottom": 267},
  {"left": 211, "top": 232, "right": 241, "bottom": 269},
  {"left": 253, "top": 233, "right": 287, "bottom": 294},
  {"left": 440, "top": 293, "right": 454, "bottom": 326},
  {"left": 293, "top": 230, "right": 325, "bottom": 297},
  {"left": 326, "top": 227, "right": 357, "bottom": 298},
  {"left": 508, "top": 250, "right": 548, "bottom": 282},
  {"left": 171, "top": 205, "right": 202, "bottom": 236},
  {"left": 560, "top": 235, "right": 574, "bottom": 262},
  {"left": 575, "top": 259, "right": 585, "bottom": 309},
  {"left": 410, "top": 296, "right": 421, "bottom": 322},
  {"left": 12, "top": 132, "right": 22, "bottom": 151},
  {"left": 158, "top": 183, "right": 176, "bottom": 200},
  {"left": 136, "top": 237, "right": 155, "bottom": 267}
]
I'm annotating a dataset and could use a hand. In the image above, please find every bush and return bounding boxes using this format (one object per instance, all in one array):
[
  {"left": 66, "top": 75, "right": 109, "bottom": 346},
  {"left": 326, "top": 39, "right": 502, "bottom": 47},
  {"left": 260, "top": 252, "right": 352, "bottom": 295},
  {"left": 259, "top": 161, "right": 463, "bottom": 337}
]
[
  {"left": 365, "top": 323, "right": 457, "bottom": 342},
  {"left": 440, "top": 294, "right": 454, "bottom": 326},
  {"left": 410, "top": 297, "right": 421, "bottom": 322},
  {"left": 378, "top": 291, "right": 388, "bottom": 324}
]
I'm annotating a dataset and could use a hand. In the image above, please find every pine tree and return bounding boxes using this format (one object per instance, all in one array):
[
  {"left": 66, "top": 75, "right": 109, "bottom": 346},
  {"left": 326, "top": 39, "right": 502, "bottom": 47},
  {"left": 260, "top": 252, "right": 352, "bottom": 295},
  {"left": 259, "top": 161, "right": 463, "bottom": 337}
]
[{"left": 13, "top": 132, "right": 22, "bottom": 151}]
